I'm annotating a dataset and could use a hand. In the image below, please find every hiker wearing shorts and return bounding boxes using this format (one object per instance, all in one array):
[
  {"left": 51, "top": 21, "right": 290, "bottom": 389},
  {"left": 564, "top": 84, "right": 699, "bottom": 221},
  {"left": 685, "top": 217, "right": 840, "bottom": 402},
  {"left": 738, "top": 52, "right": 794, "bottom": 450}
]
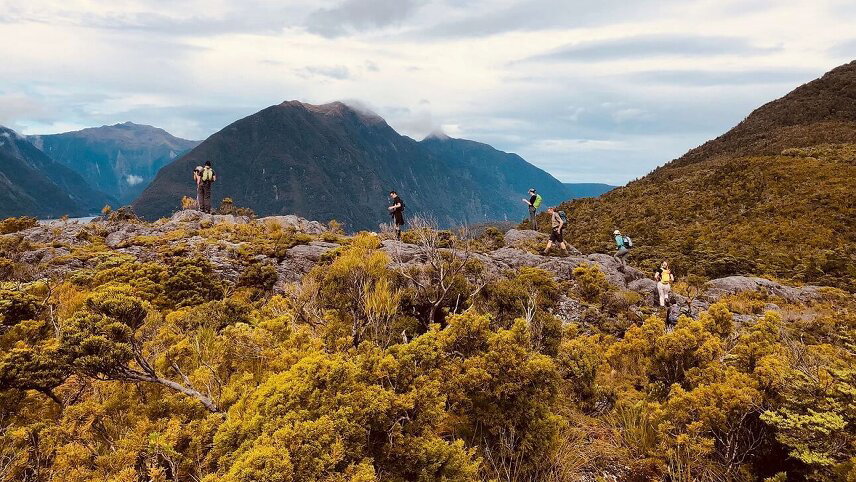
[
  {"left": 388, "top": 191, "right": 405, "bottom": 240},
  {"left": 543, "top": 207, "right": 568, "bottom": 254},
  {"left": 654, "top": 261, "right": 675, "bottom": 307}
]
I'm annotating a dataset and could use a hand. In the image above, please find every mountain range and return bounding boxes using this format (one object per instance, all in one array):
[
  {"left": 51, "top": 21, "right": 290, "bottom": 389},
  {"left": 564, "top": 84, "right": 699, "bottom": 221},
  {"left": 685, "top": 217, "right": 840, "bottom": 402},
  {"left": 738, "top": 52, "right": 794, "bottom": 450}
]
[
  {"left": 0, "top": 127, "right": 115, "bottom": 218},
  {"left": 550, "top": 60, "right": 856, "bottom": 290},
  {"left": 28, "top": 122, "right": 199, "bottom": 203},
  {"left": 133, "top": 101, "right": 574, "bottom": 229}
]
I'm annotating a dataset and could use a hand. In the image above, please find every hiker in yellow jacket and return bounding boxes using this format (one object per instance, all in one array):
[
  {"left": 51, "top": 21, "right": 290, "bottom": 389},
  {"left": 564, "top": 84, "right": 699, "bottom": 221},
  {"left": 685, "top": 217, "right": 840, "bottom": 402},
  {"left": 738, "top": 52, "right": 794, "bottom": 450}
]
[{"left": 654, "top": 261, "right": 675, "bottom": 307}]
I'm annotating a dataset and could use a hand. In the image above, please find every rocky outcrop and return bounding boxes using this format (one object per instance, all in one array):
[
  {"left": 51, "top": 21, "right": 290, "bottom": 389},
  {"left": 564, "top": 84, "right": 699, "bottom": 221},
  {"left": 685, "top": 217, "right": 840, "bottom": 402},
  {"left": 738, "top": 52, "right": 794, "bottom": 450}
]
[
  {"left": 277, "top": 242, "right": 339, "bottom": 285},
  {"left": 259, "top": 215, "right": 326, "bottom": 235},
  {"left": 3, "top": 214, "right": 846, "bottom": 320},
  {"left": 703, "top": 276, "right": 824, "bottom": 303},
  {"left": 168, "top": 210, "right": 251, "bottom": 228},
  {"left": 503, "top": 229, "right": 547, "bottom": 247}
]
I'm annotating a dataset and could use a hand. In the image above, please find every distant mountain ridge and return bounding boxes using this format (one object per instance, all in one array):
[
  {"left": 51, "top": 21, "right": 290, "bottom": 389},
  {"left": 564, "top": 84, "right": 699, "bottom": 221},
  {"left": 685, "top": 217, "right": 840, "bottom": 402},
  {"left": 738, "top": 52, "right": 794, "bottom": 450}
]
[
  {"left": 550, "top": 60, "right": 856, "bottom": 290},
  {"left": 28, "top": 122, "right": 199, "bottom": 203},
  {"left": 0, "top": 126, "right": 115, "bottom": 218},
  {"left": 134, "top": 101, "right": 571, "bottom": 229}
]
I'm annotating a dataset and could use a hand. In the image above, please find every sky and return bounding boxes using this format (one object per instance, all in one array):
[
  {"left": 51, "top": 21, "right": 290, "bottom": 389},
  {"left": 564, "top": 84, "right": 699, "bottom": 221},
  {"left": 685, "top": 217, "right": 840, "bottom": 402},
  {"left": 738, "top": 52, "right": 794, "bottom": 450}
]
[{"left": 1, "top": 0, "right": 855, "bottom": 185}]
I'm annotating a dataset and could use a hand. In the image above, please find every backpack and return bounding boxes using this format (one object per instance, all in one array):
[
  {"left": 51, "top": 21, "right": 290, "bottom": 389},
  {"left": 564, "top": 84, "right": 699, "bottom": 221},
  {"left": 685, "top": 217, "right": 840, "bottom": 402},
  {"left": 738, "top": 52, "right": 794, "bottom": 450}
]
[
  {"left": 201, "top": 167, "right": 214, "bottom": 182},
  {"left": 622, "top": 235, "right": 633, "bottom": 248},
  {"left": 533, "top": 194, "right": 542, "bottom": 209},
  {"left": 558, "top": 210, "right": 568, "bottom": 224}
]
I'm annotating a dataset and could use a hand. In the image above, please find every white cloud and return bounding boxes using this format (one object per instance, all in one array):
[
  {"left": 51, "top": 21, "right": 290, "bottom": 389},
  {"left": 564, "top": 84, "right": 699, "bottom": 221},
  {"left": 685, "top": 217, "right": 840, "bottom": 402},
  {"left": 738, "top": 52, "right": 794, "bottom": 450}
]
[
  {"left": 533, "top": 138, "right": 628, "bottom": 152},
  {"left": 0, "top": 0, "right": 854, "bottom": 183},
  {"left": 126, "top": 174, "right": 144, "bottom": 186}
]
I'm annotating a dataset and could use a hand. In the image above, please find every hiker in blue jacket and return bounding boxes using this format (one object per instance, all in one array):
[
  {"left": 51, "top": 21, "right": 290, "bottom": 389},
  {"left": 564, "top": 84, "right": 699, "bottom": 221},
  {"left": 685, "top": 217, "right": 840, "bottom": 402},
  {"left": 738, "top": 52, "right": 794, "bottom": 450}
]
[{"left": 613, "top": 229, "right": 631, "bottom": 269}]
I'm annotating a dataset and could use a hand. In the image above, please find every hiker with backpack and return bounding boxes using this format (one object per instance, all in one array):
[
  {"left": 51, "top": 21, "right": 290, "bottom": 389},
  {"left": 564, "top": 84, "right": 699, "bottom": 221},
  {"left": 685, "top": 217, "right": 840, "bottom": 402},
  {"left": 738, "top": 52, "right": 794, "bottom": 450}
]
[
  {"left": 664, "top": 296, "right": 681, "bottom": 330},
  {"left": 543, "top": 207, "right": 569, "bottom": 255},
  {"left": 388, "top": 191, "right": 405, "bottom": 240},
  {"left": 198, "top": 161, "right": 216, "bottom": 213},
  {"left": 654, "top": 261, "right": 675, "bottom": 307},
  {"left": 522, "top": 188, "right": 542, "bottom": 230},
  {"left": 613, "top": 229, "right": 631, "bottom": 268},
  {"left": 193, "top": 166, "right": 204, "bottom": 210}
]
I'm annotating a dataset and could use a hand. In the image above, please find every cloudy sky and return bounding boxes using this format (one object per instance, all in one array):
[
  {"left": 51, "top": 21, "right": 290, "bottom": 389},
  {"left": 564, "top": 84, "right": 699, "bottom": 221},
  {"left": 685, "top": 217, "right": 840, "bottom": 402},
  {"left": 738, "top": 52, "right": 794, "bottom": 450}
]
[{"left": 1, "top": 0, "right": 854, "bottom": 184}]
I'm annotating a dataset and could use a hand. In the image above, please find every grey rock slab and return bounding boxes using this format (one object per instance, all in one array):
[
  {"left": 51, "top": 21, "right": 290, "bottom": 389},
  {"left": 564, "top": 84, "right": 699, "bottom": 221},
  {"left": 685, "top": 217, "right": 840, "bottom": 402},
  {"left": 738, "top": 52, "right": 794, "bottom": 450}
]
[
  {"left": 503, "top": 229, "right": 547, "bottom": 246},
  {"left": 258, "top": 215, "right": 326, "bottom": 234}
]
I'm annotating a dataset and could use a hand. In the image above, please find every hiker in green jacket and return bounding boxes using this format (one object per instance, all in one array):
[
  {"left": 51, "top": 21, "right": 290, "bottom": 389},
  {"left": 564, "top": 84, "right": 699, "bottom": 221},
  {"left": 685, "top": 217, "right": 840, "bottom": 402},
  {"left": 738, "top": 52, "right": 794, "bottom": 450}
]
[
  {"left": 543, "top": 207, "right": 568, "bottom": 255},
  {"left": 522, "top": 188, "right": 542, "bottom": 230}
]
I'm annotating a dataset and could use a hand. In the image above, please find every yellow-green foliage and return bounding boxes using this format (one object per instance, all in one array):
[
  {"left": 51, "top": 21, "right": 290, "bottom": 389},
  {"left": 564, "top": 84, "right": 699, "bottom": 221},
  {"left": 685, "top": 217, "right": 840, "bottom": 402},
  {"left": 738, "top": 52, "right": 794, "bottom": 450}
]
[
  {"left": 1, "top": 219, "right": 854, "bottom": 481},
  {"left": 541, "top": 145, "right": 856, "bottom": 290},
  {"left": 0, "top": 216, "right": 38, "bottom": 234},
  {"left": 573, "top": 263, "right": 610, "bottom": 303}
]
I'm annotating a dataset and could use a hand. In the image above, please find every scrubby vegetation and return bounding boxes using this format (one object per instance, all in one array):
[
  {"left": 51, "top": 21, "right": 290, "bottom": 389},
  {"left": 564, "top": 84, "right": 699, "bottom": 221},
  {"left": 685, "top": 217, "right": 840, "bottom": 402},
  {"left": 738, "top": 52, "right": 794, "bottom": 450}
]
[
  {"left": 1, "top": 215, "right": 853, "bottom": 481},
  {"left": 541, "top": 144, "right": 856, "bottom": 291}
]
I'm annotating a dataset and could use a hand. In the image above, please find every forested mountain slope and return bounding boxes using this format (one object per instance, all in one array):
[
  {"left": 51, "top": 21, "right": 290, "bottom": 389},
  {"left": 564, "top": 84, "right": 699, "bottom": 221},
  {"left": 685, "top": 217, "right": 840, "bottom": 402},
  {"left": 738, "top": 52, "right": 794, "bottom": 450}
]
[
  {"left": 133, "top": 101, "right": 570, "bottom": 230},
  {"left": 29, "top": 123, "right": 199, "bottom": 203},
  {"left": 547, "top": 61, "right": 856, "bottom": 290}
]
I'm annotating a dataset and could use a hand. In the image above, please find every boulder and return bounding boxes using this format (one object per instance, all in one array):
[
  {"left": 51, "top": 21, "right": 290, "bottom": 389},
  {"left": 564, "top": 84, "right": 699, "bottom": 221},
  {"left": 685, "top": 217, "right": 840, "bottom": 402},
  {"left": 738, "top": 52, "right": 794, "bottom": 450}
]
[
  {"left": 18, "top": 246, "right": 70, "bottom": 266},
  {"left": 380, "top": 240, "right": 425, "bottom": 263},
  {"left": 535, "top": 257, "right": 588, "bottom": 281},
  {"left": 259, "top": 215, "right": 326, "bottom": 234},
  {"left": 105, "top": 224, "right": 142, "bottom": 248},
  {"left": 503, "top": 229, "right": 547, "bottom": 247},
  {"left": 13, "top": 222, "right": 91, "bottom": 246},
  {"left": 169, "top": 210, "right": 250, "bottom": 227},
  {"left": 628, "top": 278, "right": 658, "bottom": 304},
  {"left": 277, "top": 242, "right": 339, "bottom": 285},
  {"left": 487, "top": 247, "right": 544, "bottom": 270},
  {"left": 704, "top": 276, "right": 824, "bottom": 303}
]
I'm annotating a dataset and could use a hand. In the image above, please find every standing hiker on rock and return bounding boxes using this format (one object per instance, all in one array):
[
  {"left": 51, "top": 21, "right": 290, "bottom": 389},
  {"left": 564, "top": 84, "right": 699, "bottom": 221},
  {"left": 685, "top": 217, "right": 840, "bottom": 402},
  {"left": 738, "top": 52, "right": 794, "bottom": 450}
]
[
  {"left": 193, "top": 166, "right": 204, "bottom": 210},
  {"left": 198, "top": 161, "right": 216, "bottom": 214},
  {"left": 654, "top": 261, "right": 675, "bottom": 307},
  {"left": 388, "top": 191, "right": 405, "bottom": 240},
  {"left": 543, "top": 207, "right": 568, "bottom": 255},
  {"left": 613, "top": 229, "right": 631, "bottom": 269},
  {"left": 522, "top": 188, "right": 542, "bottom": 230}
]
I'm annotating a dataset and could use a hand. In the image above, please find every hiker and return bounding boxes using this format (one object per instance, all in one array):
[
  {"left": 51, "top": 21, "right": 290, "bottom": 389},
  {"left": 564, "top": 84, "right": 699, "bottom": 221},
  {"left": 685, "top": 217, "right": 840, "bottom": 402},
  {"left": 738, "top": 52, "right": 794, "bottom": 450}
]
[
  {"left": 198, "top": 161, "right": 216, "bottom": 213},
  {"left": 654, "top": 261, "right": 675, "bottom": 307},
  {"left": 543, "top": 207, "right": 568, "bottom": 255},
  {"left": 664, "top": 296, "right": 681, "bottom": 329},
  {"left": 193, "top": 166, "right": 204, "bottom": 210},
  {"left": 613, "top": 229, "right": 631, "bottom": 268},
  {"left": 521, "top": 188, "right": 542, "bottom": 230},
  {"left": 388, "top": 191, "right": 405, "bottom": 240}
]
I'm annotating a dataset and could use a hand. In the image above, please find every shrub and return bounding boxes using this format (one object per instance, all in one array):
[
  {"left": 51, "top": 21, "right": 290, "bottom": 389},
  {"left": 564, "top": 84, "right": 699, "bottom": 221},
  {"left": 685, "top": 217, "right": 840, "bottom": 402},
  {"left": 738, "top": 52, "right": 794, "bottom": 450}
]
[
  {"left": 237, "top": 261, "right": 279, "bottom": 294},
  {"left": 0, "top": 216, "right": 38, "bottom": 234},
  {"left": 573, "top": 263, "right": 610, "bottom": 303}
]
